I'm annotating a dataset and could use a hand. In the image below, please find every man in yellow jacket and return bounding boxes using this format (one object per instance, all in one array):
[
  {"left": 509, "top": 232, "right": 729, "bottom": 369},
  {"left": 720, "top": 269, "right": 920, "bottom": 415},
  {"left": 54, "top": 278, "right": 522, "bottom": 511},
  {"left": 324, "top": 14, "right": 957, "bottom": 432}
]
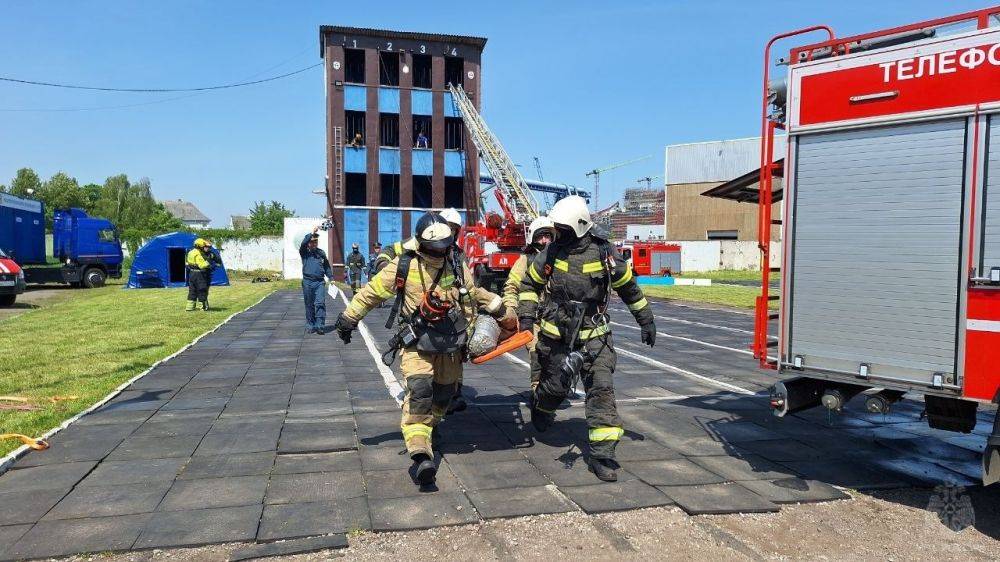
[
  {"left": 332, "top": 212, "right": 516, "bottom": 485},
  {"left": 185, "top": 238, "right": 218, "bottom": 311}
]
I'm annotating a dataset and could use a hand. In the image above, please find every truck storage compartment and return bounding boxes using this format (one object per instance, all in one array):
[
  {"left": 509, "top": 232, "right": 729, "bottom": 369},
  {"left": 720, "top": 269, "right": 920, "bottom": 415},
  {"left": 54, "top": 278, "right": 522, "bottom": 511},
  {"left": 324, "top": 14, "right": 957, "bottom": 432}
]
[{"left": 788, "top": 119, "right": 967, "bottom": 387}]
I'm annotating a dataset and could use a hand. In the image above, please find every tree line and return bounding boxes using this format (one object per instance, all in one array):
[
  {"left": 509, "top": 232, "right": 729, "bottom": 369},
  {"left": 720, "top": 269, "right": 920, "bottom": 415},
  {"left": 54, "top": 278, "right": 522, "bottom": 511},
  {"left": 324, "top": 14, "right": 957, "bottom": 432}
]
[{"left": 1, "top": 168, "right": 296, "bottom": 254}]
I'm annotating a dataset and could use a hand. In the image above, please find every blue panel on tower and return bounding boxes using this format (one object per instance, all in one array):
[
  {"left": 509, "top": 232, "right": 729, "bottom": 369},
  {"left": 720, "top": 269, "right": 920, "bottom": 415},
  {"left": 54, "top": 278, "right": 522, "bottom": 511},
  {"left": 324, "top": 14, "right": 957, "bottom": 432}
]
[
  {"left": 444, "top": 151, "right": 466, "bottom": 177},
  {"left": 377, "top": 210, "right": 402, "bottom": 247},
  {"left": 443, "top": 92, "right": 461, "bottom": 117},
  {"left": 379, "top": 87, "right": 400, "bottom": 113},
  {"left": 344, "top": 147, "right": 366, "bottom": 173},
  {"left": 379, "top": 148, "right": 401, "bottom": 174},
  {"left": 410, "top": 211, "right": 424, "bottom": 235},
  {"left": 344, "top": 85, "right": 367, "bottom": 111},
  {"left": 343, "top": 209, "right": 369, "bottom": 266},
  {"left": 411, "top": 90, "right": 432, "bottom": 116},
  {"left": 412, "top": 149, "right": 433, "bottom": 176}
]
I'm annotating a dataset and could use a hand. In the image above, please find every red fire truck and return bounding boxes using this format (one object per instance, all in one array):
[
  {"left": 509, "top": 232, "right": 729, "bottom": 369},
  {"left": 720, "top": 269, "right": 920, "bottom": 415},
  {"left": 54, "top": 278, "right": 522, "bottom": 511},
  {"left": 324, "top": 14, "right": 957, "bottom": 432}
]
[
  {"left": 619, "top": 242, "right": 682, "bottom": 276},
  {"left": 751, "top": 6, "right": 1000, "bottom": 484}
]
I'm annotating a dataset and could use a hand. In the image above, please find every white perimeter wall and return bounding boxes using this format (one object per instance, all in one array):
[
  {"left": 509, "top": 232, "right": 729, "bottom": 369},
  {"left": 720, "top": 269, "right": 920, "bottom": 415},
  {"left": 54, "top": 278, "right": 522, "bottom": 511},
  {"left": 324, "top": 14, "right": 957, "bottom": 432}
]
[
  {"left": 218, "top": 236, "right": 283, "bottom": 272},
  {"left": 282, "top": 218, "right": 330, "bottom": 280},
  {"left": 668, "top": 240, "right": 782, "bottom": 272}
]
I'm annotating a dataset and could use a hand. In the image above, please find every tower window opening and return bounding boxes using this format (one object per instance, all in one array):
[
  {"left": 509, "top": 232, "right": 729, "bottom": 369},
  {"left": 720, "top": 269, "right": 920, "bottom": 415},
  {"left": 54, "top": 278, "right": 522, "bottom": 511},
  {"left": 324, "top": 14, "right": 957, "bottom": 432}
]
[{"left": 379, "top": 51, "right": 400, "bottom": 86}]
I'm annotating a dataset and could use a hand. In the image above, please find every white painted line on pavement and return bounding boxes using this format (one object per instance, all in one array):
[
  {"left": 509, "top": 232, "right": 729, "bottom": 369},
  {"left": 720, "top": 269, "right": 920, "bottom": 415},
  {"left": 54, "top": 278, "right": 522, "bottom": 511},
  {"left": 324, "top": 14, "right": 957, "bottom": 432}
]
[
  {"left": 607, "top": 304, "right": 767, "bottom": 337},
  {"left": 337, "top": 292, "right": 405, "bottom": 405},
  {"left": 615, "top": 345, "right": 755, "bottom": 395},
  {"left": 504, "top": 353, "right": 529, "bottom": 367},
  {"left": 611, "top": 322, "right": 753, "bottom": 356}
]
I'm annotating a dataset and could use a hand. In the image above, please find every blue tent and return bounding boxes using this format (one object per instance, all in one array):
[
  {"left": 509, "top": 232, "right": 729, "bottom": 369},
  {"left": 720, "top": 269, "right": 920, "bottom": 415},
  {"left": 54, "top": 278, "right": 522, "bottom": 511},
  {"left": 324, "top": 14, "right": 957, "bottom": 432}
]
[{"left": 126, "top": 232, "right": 229, "bottom": 289}]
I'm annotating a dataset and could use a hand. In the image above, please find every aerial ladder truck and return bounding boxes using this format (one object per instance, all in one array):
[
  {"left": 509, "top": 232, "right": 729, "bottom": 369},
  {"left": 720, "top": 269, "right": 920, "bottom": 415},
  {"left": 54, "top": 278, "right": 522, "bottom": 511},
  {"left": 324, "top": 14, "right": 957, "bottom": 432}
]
[{"left": 448, "top": 84, "right": 589, "bottom": 292}]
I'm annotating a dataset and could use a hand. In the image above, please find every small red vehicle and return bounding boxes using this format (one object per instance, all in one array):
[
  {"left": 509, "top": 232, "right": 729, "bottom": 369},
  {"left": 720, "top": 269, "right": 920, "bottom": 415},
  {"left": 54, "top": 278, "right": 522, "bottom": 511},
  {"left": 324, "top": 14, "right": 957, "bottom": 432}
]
[
  {"left": 620, "top": 242, "right": 681, "bottom": 277},
  {"left": 0, "top": 247, "right": 26, "bottom": 307}
]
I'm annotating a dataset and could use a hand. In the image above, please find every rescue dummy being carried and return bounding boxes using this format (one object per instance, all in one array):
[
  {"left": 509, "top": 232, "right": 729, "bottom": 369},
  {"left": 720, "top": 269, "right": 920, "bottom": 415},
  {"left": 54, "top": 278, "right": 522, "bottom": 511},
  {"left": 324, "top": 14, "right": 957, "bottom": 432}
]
[{"left": 332, "top": 212, "right": 517, "bottom": 486}]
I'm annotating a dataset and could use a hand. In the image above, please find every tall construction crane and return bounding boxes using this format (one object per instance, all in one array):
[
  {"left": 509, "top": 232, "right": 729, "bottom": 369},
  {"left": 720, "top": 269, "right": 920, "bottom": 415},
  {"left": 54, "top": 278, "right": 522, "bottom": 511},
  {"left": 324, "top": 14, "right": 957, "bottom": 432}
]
[
  {"left": 636, "top": 175, "right": 662, "bottom": 189},
  {"left": 586, "top": 155, "right": 652, "bottom": 209},
  {"left": 533, "top": 156, "right": 558, "bottom": 209},
  {"left": 533, "top": 156, "right": 545, "bottom": 181}
]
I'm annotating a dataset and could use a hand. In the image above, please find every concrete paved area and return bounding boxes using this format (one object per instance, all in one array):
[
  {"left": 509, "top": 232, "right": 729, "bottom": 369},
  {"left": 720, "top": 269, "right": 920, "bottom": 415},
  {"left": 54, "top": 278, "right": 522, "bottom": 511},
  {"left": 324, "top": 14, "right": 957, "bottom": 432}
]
[
  {"left": 0, "top": 290, "right": 993, "bottom": 560},
  {"left": 0, "top": 285, "right": 76, "bottom": 322}
]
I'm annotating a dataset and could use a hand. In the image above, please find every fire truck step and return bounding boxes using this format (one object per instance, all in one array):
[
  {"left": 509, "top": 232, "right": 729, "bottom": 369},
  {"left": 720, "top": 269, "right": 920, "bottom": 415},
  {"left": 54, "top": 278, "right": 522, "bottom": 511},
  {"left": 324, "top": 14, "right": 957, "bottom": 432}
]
[
  {"left": 768, "top": 312, "right": 779, "bottom": 320},
  {"left": 767, "top": 295, "right": 780, "bottom": 301},
  {"left": 766, "top": 340, "right": 779, "bottom": 348},
  {"left": 769, "top": 267, "right": 781, "bottom": 273},
  {"left": 771, "top": 219, "right": 782, "bottom": 225}
]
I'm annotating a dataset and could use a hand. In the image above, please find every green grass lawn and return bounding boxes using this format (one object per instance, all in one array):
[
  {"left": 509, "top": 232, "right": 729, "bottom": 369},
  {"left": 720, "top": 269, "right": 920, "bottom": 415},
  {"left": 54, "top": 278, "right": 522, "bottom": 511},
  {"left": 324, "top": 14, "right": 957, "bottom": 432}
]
[
  {"left": 0, "top": 279, "right": 296, "bottom": 457},
  {"left": 676, "top": 269, "right": 776, "bottom": 283},
  {"left": 642, "top": 283, "right": 778, "bottom": 310}
]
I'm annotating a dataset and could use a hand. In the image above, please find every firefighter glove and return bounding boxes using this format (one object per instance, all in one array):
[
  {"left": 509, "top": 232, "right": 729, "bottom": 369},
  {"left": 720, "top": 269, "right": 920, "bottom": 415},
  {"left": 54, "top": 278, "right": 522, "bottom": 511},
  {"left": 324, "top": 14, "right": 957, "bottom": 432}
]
[
  {"left": 333, "top": 313, "right": 356, "bottom": 344},
  {"left": 640, "top": 321, "right": 656, "bottom": 347},
  {"left": 519, "top": 316, "right": 535, "bottom": 333}
]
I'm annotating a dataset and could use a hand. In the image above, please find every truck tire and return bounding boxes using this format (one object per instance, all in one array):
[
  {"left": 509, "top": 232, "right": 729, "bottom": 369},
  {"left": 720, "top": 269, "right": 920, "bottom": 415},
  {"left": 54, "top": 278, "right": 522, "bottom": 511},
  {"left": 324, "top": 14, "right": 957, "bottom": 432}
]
[
  {"left": 82, "top": 268, "right": 107, "bottom": 289},
  {"left": 0, "top": 295, "right": 15, "bottom": 307}
]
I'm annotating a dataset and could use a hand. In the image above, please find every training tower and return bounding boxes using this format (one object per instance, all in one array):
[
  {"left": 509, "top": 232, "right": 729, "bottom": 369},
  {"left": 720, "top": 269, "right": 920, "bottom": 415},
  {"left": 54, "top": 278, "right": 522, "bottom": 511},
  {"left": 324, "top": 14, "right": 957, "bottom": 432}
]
[{"left": 319, "top": 26, "right": 487, "bottom": 270}]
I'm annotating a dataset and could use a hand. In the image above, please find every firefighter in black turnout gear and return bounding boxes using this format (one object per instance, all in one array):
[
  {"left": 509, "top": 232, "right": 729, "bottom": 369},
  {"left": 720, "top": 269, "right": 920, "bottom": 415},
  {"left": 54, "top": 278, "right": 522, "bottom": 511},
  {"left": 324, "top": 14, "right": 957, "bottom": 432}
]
[
  {"left": 346, "top": 243, "right": 366, "bottom": 294},
  {"left": 517, "top": 195, "right": 656, "bottom": 482}
]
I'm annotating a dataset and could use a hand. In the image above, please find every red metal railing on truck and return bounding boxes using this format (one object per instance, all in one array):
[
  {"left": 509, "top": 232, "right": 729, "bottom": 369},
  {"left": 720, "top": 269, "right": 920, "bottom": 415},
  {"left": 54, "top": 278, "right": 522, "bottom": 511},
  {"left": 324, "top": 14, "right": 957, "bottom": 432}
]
[{"left": 754, "top": 25, "right": 834, "bottom": 369}]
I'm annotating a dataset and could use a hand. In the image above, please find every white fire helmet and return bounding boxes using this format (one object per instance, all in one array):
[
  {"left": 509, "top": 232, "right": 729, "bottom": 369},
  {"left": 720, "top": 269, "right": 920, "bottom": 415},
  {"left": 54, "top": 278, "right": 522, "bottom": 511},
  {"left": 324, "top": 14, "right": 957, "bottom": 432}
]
[
  {"left": 440, "top": 208, "right": 463, "bottom": 228},
  {"left": 414, "top": 212, "right": 454, "bottom": 252},
  {"left": 548, "top": 195, "right": 592, "bottom": 238},
  {"left": 527, "top": 216, "right": 555, "bottom": 244}
]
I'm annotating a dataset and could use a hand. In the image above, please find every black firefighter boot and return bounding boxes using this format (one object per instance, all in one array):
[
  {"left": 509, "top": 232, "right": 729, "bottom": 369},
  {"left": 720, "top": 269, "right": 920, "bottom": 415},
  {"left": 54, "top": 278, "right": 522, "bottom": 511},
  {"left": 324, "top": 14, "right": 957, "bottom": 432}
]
[
  {"left": 587, "top": 458, "right": 619, "bottom": 482},
  {"left": 412, "top": 453, "right": 437, "bottom": 485},
  {"left": 447, "top": 384, "right": 467, "bottom": 414},
  {"left": 587, "top": 441, "right": 619, "bottom": 482},
  {"left": 530, "top": 391, "right": 555, "bottom": 432}
]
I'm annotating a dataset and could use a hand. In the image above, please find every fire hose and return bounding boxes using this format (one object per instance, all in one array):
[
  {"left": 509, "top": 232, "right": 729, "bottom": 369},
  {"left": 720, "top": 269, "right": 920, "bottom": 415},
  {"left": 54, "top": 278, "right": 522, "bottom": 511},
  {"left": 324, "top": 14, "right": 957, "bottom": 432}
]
[{"left": 0, "top": 434, "right": 49, "bottom": 450}]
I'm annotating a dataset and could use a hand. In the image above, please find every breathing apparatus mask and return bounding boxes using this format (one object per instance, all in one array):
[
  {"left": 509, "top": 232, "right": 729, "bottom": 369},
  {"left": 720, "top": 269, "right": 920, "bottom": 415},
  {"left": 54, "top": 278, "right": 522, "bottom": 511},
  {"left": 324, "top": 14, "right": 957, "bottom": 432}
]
[{"left": 554, "top": 224, "right": 577, "bottom": 244}]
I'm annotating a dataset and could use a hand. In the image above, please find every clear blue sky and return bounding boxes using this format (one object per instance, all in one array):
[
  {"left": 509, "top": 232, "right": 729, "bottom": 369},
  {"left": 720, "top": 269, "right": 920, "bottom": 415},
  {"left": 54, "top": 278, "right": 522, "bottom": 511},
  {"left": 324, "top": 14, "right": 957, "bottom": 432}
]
[{"left": 0, "top": 0, "right": 990, "bottom": 224}]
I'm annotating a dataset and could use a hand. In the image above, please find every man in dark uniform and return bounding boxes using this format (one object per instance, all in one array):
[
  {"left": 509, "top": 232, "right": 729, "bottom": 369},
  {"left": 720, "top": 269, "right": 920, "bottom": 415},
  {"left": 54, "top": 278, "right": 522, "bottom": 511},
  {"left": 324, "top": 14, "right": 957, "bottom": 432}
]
[
  {"left": 368, "top": 243, "right": 382, "bottom": 279},
  {"left": 346, "top": 243, "right": 366, "bottom": 295},
  {"left": 517, "top": 195, "right": 656, "bottom": 482},
  {"left": 300, "top": 225, "right": 335, "bottom": 334}
]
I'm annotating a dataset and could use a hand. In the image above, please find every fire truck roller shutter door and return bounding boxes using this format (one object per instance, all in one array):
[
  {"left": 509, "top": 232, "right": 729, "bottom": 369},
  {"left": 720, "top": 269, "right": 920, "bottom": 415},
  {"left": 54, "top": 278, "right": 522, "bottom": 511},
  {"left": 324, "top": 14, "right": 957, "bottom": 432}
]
[{"left": 789, "top": 119, "right": 966, "bottom": 385}]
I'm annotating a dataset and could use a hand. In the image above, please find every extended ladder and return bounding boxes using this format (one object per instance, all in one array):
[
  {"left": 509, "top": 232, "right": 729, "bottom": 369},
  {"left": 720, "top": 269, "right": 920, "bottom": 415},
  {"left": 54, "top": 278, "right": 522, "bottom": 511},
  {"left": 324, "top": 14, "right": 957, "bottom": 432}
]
[
  {"left": 447, "top": 84, "right": 539, "bottom": 223},
  {"left": 333, "top": 126, "right": 344, "bottom": 206}
]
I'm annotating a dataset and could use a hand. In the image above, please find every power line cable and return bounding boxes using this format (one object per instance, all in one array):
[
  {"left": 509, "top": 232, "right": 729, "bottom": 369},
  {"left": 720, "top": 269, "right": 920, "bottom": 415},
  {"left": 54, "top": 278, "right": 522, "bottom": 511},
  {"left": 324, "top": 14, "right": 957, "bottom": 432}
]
[{"left": 0, "top": 62, "right": 321, "bottom": 93}]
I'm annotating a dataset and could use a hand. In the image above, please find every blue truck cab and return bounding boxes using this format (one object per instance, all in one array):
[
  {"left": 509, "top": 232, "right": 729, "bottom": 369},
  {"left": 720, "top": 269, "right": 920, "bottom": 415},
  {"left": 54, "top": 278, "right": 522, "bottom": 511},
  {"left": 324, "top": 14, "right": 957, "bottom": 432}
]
[{"left": 0, "top": 194, "right": 123, "bottom": 288}]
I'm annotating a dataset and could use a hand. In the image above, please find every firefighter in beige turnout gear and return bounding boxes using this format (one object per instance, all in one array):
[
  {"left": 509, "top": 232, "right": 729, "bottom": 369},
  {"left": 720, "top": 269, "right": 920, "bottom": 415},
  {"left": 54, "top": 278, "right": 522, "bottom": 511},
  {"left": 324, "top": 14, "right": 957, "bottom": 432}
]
[
  {"left": 503, "top": 216, "right": 555, "bottom": 390},
  {"left": 333, "top": 212, "right": 516, "bottom": 485},
  {"left": 517, "top": 196, "right": 656, "bottom": 482}
]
